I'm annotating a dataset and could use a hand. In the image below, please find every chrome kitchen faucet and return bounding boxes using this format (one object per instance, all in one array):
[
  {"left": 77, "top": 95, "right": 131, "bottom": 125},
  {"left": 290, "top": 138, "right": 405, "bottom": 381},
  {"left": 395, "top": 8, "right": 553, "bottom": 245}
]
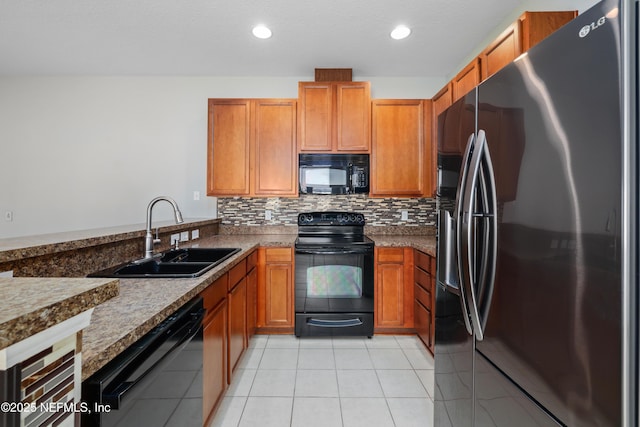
[{"left": 144, "top": 196, "right": 184, "bottom": 259}]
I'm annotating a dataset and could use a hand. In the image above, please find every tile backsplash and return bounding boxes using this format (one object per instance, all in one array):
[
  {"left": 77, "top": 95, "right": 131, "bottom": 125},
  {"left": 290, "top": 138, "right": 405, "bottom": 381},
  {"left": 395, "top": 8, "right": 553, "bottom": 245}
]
[{"left": 217, "top": 195, "right": 437, "bottom": 227}]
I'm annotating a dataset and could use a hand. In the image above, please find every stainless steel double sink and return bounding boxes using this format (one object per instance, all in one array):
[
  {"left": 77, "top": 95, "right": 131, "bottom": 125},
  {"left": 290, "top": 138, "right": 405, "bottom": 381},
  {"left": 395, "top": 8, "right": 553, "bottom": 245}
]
[{"left": 89, "top": 247, "right": 241, "bottom": 278}]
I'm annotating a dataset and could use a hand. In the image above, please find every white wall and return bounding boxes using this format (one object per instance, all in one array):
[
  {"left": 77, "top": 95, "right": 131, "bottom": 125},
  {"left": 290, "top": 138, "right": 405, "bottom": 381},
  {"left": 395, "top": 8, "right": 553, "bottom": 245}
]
[{"left": 0, "top": 75, "right": 443, "bottom": 238}]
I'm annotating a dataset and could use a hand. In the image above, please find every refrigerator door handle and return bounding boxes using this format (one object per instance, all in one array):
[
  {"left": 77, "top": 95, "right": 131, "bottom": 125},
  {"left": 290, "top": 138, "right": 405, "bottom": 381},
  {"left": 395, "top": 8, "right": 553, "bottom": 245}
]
[
  {"left": 455, "top": 133, "right": 476, "bottom": 335},
  {"left": 459, "top": 130, "right": 489, "bottom": 340},
  {"left": 460, "top": 130, "right": 498, "bottom": 341},
  {"left": 476, "top": 130, "right": 498, "bottom": 336}
]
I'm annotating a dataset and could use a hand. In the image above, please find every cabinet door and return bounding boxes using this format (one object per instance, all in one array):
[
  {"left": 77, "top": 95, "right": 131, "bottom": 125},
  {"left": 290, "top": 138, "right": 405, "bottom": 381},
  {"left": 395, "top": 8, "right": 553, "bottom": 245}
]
[
  {"left": 375, "top": 248, "right": 414, "bottom": 329},
  {"left": 336, "top": 82, "right": 371, "bottom": 152},
  {"left": 415, "top": 299, "right": 432, "bottom": 350},
  {"left": 452, "top": 58, "right": 481, "bottom": 102},
  {"left": 258, "top": 247, "right": 293, "bottom": 329},
  {"left": 298, "top": 82, "right": 333, "bottom": 151},
  {"left": 254, "top": 99, "right": 298, "bottom": 195},
  {"left": 246, "top": 263, "right": 257, "bottom": 339},
  {"left": 433, "top": 83, "right": 453, "bottom": 120},
  {"left": 207, "top": 99, "right": 251, "bottom": 196},
  {"left": 519, "top": 11, "right": 577, "bottom": 52},
  {"left": 371, "top": 100, "right": 428, "bottom": 196},
  {"left": 203, "top": 301, "right": 227, "bottom": 425},
  {"left": 480, "top": 22, "right": 522, "bottom": 81},
  {"left": 376, "top": 262, "right": 405, "bottom": 327},
  {"left": 228, "top": 278, "right": 247, "bottom": 379},
  {"left": 264, "top": 263, "right": 292, "bottom": 327}
]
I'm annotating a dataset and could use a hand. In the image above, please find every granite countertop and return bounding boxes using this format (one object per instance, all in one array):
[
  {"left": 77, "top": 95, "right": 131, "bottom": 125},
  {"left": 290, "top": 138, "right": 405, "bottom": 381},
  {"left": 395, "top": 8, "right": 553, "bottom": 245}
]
[
  {"left": 0, "top": 218, "right": 220, "bottom": 263},
  {"left": 0, "top": 277, "right": 120, "bottom": 350},
  {"left": 80, "top": 232, "right": 435, "bottom": 380},
  {"left": 369, "top": 234, "right": 437, "bottom": 257},
  {"left": 81, "top": 234, "right": 295, "bottom": 380}
]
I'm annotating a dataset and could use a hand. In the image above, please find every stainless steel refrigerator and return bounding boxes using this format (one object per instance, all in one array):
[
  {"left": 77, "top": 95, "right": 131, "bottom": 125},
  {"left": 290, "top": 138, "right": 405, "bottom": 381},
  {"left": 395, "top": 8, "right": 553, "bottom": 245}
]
[{"left": 434, "top": 0, "right": 638, "bottom": 425}]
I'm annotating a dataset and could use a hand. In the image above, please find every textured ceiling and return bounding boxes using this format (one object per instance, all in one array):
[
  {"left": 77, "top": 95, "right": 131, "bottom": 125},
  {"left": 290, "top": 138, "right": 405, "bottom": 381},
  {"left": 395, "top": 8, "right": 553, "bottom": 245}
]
[{"left": 1, "top": 0, "right": 556, "bottom": 78}]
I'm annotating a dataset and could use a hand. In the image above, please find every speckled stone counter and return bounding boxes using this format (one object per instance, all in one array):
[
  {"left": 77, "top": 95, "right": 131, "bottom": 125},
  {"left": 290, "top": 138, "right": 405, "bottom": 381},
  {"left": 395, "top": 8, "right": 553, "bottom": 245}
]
[
  {"left": 369, "top": 234, "right": 437, "bottom": 257},
  {"left": 0, "top": 218, "right": 220, "bottom": 264},
  {"left": 0, "top": 277, "right": 119, "bottom": 350},
  {"left": 81, "top": 233, "right": 296, "bottom": 380}
]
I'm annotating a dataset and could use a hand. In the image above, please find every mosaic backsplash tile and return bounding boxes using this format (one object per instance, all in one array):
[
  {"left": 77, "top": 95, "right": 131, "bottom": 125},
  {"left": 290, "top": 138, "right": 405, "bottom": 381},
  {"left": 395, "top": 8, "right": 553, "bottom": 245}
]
[{"left": 218, "top": 195, "right": 438, "bottom": 227}]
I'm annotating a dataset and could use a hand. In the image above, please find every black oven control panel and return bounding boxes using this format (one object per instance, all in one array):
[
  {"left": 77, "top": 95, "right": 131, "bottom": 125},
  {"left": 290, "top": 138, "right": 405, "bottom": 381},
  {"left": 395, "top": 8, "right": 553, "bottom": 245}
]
[{"left": 298, "top": 212, "right": 365, "bottom": 226}]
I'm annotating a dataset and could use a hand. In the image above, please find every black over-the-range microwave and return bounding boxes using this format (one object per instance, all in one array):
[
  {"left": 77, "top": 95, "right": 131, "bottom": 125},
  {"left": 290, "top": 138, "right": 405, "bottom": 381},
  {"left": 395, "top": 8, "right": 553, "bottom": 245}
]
[{"left": 299, "top": 153, "right": 369, "bottom": 195}]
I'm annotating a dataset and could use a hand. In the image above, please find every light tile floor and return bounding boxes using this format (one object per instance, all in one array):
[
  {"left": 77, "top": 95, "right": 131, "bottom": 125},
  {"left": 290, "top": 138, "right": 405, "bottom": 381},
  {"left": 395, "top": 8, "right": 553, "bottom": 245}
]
[{"left": 210, "top": 334, "right": 434, "bottom": 427}]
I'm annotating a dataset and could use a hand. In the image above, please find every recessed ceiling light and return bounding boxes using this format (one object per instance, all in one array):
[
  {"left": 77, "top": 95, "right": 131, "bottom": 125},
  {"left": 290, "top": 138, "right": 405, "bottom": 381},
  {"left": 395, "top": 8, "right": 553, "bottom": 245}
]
[
  {"left": 252, "top": 25, "right": 272, "bottom": 39},
  {"left": 390, "top": 25, "right": 411, "bottom": 40}
]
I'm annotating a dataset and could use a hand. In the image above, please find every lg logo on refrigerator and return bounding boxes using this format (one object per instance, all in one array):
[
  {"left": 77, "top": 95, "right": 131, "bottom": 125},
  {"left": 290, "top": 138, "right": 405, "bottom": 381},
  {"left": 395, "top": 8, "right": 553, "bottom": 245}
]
[{"left": 579, "top": 16, "right": 607, "bottom": 38}]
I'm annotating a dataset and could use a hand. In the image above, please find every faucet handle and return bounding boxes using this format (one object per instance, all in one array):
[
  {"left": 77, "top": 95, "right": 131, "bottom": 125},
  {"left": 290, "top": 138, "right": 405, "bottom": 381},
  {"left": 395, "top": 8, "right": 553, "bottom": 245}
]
[{"left": 153, "top": 227, "right": 161, "bottom": 245}]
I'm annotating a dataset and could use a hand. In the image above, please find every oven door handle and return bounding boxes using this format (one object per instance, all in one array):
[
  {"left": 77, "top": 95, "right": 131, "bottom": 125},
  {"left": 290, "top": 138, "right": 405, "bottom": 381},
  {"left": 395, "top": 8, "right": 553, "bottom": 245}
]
[
  {"left": 295, "top": 248, "right": 372, "bottom": 255},
  {"left": 307, "top": 318, "right": 363, "bottom": 328}
]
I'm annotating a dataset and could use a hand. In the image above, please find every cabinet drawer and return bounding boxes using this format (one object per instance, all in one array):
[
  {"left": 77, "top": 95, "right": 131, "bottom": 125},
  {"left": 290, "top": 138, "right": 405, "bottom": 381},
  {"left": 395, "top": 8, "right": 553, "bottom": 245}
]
[
  {"left": 203, "top": 274, "right": 227, "bottom": 312},
  {"left": 414, "top": 267, "right": 431, "bottom": 290},
  {"left": 265, "top": 247, "right": 292, "bottom": 263},
  {"left": 247, "top": 250, "right": 258, "bottom": 271},
  {"left": 228, "top": 259, "right": 246, "bottom": 290},
  {"left": 415, "top": 283, "right": 432, "bottom": 311},
  {"left": 415, "top": 250, "right": 432, "bottom": 273},
  {"left": 415, "top": 299, "right": 432, "bottom": 350},
  {"left": 377, "top": 247, "right": 404, "bottom": 263}
]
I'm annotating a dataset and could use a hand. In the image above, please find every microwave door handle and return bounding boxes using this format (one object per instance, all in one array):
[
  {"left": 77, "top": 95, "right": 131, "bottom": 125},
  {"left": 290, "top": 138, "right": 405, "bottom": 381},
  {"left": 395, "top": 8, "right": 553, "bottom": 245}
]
[{"left": 347, "top": 163, "right": 353, "bottom": 193}]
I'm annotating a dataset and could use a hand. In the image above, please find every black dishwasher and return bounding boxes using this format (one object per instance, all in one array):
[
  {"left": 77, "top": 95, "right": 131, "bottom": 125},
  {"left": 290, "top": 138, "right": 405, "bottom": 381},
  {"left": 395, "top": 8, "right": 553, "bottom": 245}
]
[{"left": 82, "top": 296, "right": 205, "bottom": 427}]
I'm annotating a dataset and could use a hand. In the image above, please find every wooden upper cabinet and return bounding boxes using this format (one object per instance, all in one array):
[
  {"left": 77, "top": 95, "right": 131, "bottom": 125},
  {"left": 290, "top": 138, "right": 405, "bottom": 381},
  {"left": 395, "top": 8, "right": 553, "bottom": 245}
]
[
  {"left": 253, "top": 99, "right": 297, "bottom": 196},
  {"left": 480, "top": 10, "right": 577, "bottom": 81},
  {"left": 452, "top": 58, "right": 481, "bottom": 103},
  {"left": 207, "top": 99, "right": 251, "bottom": 196},
  {"left": 432, "top": 83, "right": 453, "bottom": 121},
  {"left": 298, "top": 81, "right": 371, "bottom": 152},
  {"left": 298, "top": 83, "right": 332, "bottom": 151},
  {"left": 481, "top": 21, "right": 521, "bottom": 81},
  {"left": 207, "top": 98, "right": 297, "bottom": 197},
  {"left": 519, "top": 11, "right": 577, "bottom": 52},
  {"left": 335, "top": 83, "right": 371, "bottom": 151},
  {"left": 371, "top": 99, "right": 433, "bottom": 197}
]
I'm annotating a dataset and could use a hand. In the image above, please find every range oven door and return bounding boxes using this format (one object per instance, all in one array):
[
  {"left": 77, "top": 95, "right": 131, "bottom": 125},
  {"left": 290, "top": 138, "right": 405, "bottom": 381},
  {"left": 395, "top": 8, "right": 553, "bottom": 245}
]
[{"left": 294, "top": 245, "right": 374, "bottom": 337}]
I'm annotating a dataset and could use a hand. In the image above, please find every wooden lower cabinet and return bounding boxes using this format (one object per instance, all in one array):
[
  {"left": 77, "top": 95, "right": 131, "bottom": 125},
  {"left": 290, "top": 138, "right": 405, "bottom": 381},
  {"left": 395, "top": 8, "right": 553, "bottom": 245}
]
[
  {"left": 246, "top": 253, "right": 258, "bottom": 340},
  {"left": 202, "top": 276, "right": 228, "bottom": 426},
  {"left": 257, "top": 247, "right": 294, "bottom": 331},
  {"left": 228, "top": 277, "right": 247, "bottom": 380},
  {"left": 374, "top": 247, "right": 414, "bottom": 331},
  {"left": 414, "top": 249, "right": 436, "bottom": 354}
]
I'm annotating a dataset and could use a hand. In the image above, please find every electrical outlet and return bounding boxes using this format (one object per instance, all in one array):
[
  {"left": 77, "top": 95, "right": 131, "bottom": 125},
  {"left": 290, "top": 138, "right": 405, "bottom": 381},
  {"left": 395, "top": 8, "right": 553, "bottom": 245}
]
[
  {"left": 191, "top": 229, "right": 200, "bottom": 239},
  {"left": 180, "top": 231, "right": 189, "bottom": 241},
  {"left": 401, "top": 210, "right": 409, "bottom": 221},
  {"left": 170, "top": 234, "right": 180, "bottom": 245},
  {"left": 265, "top": 210, "right": 272, "bottom": 220},
  {"left": 0, "top": 270, "right": 14, "bottom": 278},
  {"left": 193, "top": 191, "right": 200, "bottom": 201},
  {"left": 4, "top": 211, "right": 13, "bottom": 222}
]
